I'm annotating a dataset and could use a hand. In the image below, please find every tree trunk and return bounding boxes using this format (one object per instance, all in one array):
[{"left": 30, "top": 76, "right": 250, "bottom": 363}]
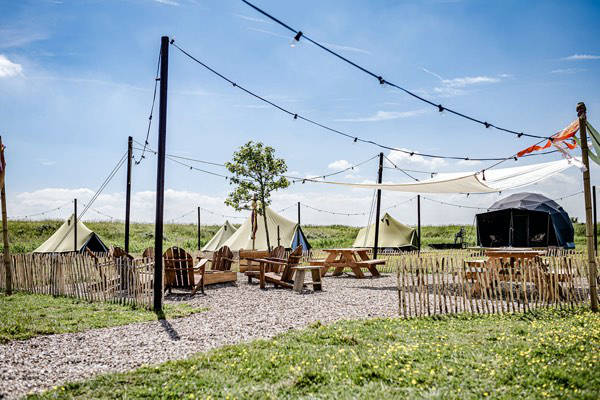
[{"left": 261, "top": 196, "right": 271, "bottom": 252}]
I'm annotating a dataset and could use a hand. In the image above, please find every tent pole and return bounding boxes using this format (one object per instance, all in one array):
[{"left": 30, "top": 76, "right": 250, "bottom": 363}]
[
  {"left": 577, "top": 102, "right": 598, "bottom": 312},
  {"left": 373, "top": 153, "right": 383, "bottom": 259},
  {"left": 74, "top": 198, "right": 77, "bottom": 252},
  {"left": 251, "top": 194, "right": 256, "bottom": 251},
  {"left": 594, "top": 185, "right": 597, "bottom": 253},
  {"left": 197, "top": 206, "right": 201, "bottom": 251},
  {"left": 509, "top": 210, "right": 513, "bottom": 247},
  {"left": 297, "top": 201, "right": 301, "bottom": 226},
  {"left": 153, "top": 36, "right": 169, "bottom": 314},
  {"left": 125, "top": 136, "right": 133, "bottom": 254},
  {"left": 277, "top": 225, "right": 280, "bottom": 247},
  {"left": 417, "top": 195, "right": 421, "bottom": 252},
  {"left": 0, "top": 137, "right": 12, "bottom": 295}
]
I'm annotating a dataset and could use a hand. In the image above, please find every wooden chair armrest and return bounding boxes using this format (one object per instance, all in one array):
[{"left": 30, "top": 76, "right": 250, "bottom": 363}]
[{"left": 196, "top": 259, "right": 210, "bottom": 268}]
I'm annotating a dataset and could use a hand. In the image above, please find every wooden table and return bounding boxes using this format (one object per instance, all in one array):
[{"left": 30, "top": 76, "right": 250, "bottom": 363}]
[
  {"left": 312, "top": 248, "right": 384, "bottom": 278},
  {"left": 292, "top": 266, "right": 323, "bottom": 293}
]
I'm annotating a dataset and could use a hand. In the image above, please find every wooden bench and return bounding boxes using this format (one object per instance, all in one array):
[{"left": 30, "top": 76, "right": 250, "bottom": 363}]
[
  {"left": 292, "top": 266, "right": 323, "bottom": 293},
  {"left": 239, "top": 249, "right": 270, "bottom": 273}
]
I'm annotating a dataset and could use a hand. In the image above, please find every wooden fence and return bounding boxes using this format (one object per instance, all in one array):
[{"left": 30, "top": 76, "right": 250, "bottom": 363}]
[
  {"left": 394, "top": 253, "right": 596, "bottom": 317},
  {"left": 0, "top": 253, "right": 155, "bottom": 309}
]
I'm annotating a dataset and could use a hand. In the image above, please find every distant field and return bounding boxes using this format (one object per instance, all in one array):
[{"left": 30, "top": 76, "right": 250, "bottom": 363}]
[{"left": 2, "top": 219, "right": 588, "bottom": 254}]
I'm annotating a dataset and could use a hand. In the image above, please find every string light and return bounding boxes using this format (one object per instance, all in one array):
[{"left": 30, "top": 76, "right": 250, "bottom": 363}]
[{"left": 241, "top": 0, "right": 553, "bottom": 141}]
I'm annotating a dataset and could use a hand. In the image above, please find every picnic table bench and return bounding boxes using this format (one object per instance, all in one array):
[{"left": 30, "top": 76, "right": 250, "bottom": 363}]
[{"left": 313, "top": 248, "right": 384, "bottom": 278}]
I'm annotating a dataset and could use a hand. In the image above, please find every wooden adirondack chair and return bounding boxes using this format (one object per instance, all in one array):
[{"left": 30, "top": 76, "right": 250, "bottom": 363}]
[
  {"left": 196, "top": 246, "right": 237, "bottom": 286},
  {"left": 259, "top": 245, "right": 303, "bottom": 290},
  {"left": 163, "top": 246, "right": 205, "bottom": 295},
  {"left": 245, "top": 245, "right": 285, "bottom": 283}
]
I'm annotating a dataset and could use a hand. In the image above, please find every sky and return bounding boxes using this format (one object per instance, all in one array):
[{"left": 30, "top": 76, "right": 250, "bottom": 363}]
[{"left": 2, "top": 0, "right": 600, "bottom": 228}]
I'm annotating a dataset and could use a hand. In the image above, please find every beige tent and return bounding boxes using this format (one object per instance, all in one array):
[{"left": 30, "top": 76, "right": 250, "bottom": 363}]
[
  {"left": 222, "top": 206, "right": 310, "bottom": 251},
  {"left": 353, "top": 213, "right": 417, "bottom": 249},
  {"left": 33, "top": 214, "right": 108, "bottom": 253},
  {"left": 201, "top": 220, "right": 238, "bottom": 252}
]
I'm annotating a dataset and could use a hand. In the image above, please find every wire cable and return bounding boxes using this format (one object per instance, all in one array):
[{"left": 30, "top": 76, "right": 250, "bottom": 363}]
[
  {"left": 170, "top": 40, "right": 558, "bottom": 163},
  {"left": 135, "top": 49, "right": 161, "bottom": 165},
  {"left": 241, "top": 0, "right": 552, "bottom": 141}
]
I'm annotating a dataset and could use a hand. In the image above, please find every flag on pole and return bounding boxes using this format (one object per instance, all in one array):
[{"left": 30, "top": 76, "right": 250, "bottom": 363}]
[{"left": 517, "top": 119, "right": 579, "bottom": 157}]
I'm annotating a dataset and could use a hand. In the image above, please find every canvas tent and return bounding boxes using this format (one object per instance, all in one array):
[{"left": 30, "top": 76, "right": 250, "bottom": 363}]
[
  {"left": 353, "top": 213, "right": 418, "bottom": 250},
  {"left": 476, "top": 192, "right": 574, "bottom": 249},
  {"left": 33, "top": 214, "right": 109, "bottom": 253},
  {"left": 222, "top": 206, "right": 311, "bottom": 251},
  {"left": 201, "top": 220, "right": 238, "bottom": 252}
]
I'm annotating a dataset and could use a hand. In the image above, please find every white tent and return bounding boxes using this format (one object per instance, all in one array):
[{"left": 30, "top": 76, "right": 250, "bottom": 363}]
[
  {"left": 353, "top": 213, "right": 417, "bottom": 249},
  {"left": 305, "top": 158, "right": 578, "bottom": 193},
  {"left": 33, "top": 214, "right": 108, "bottom": 253},
  {"left": 222, "top": 206, "right": 310, "bottom": 251},
  {"left": 201, "top": 220, "right": 238, "bottom": 252}
]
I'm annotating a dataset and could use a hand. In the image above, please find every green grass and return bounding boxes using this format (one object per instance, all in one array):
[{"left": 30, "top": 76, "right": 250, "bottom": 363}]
[
  {"left": 30, "top": 308, "right": 599, "bottom": 399},
  {"left": 0, "top": 292, "right": 206, "bottom": 343},
  {"left": 2, "top": 219, "right": 588, "bottom": 254}
]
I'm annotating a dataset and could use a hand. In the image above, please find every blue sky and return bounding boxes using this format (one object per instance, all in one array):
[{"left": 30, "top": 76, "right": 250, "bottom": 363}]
[{"left": 2, "top": 0, "right": 600, "bottom": 227}]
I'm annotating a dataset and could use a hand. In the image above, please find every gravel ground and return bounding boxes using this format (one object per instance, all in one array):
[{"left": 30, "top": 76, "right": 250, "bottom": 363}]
[{"left": 0, "top": 273, "right": 402, "bottom": 399}]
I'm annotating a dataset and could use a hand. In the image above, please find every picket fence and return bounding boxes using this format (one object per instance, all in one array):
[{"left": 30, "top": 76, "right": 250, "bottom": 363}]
[
  {"left": 394, "top": 252, "right": 596, "bottom": 317},
  {"left": 0, "top": 253, "right": 155, "bottom": 309}
]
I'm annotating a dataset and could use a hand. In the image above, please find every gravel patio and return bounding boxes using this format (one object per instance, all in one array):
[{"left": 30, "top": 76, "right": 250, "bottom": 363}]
[{"left": 1, "top": 273, "right": 401, "bottom": 399}]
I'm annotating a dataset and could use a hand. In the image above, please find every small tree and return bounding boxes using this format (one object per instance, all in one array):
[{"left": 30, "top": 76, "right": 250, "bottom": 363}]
[{"left": 225, "top": 141, "right": 289, "bottom": 250}]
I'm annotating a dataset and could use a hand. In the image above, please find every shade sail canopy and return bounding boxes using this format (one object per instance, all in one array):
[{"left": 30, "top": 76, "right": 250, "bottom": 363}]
[
  {"left": 33, "top": 214, "right": 109, "bottom": 253},
  {"left": 353, "top": 213, "right": 417, "bottom": 249},
  {"left": 476, "top": 192, "right": 574, "bottom": 248},
  {"left": 201, "top": 220, "right": 238, "bottom": 252},
  {"left": 307, "top": 158, "right": 576, "bottom": 193},
  {"left": 222, "top": 206, "right": 310, "bottom": 251}
]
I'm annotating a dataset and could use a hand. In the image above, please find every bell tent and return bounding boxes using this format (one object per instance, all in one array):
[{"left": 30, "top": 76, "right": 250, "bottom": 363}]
[
  {"left": 476, "top": 192, "right": 574, "bottom": 249},
  {"left": 353, "top": 213, "right": 418, "bottom": 250},
  {"left": 222, "top": 206, "right": 310, "bottom": 251},
  {"left": 201, "top": 220, "right": 238, "bottom": 252},
  {"left": 33, "top": 214, "right": 109, "bottom": 253}
]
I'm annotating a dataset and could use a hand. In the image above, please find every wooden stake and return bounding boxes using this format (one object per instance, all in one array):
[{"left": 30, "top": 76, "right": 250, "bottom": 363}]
[
  {"left": 577, "top": 102, "right": 599, "bottom": 312},
  {"left": 0, "top": 137, "right": 11, "bottom": 295}
]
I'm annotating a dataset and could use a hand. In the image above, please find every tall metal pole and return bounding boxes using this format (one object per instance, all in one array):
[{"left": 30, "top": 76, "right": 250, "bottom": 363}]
[
  {"left": 0, "top": 137, "right": 12, "bottom": 295},
  {"left": 577, "top": 102, "right": 598, "bottom": 312},
  {"left": 73, "top": 198, "right": 77, "bottom": 252},
  {"left": 594, "top": 185, "right": 597, "bottom": 253},
  {"left": 153, "top": 36, "right": 169, "bottom": 313},
  {"left": 297, "top": 201, "right": 301, "bottom": 226},
  {"left": 125, "top": 136, "right": 133, "bottom": 254},
  {"left": 197, "top": 206, "right": 201, "bottom": 251},
  {"left": 373, "top": 152, "right": 383, "bottom": 259},
  {"left": 417, "top": 195, "right": 421, "bottom": 252}
]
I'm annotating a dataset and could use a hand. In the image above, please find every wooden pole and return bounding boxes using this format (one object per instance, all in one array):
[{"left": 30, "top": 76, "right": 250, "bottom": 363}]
[
  {"left": 577, "top": 102, "right": 598, "bottom": 312},
  {"left": 125, "top": 136, "right": 133, "bottom": 254},
  {"left": 0, "top": 137, "right": 11, "bottom": 295},
  {"left": 277, "top": 225, "right": 281, "bottom": 247},
  {"left": 73, "top": 198, "right": 77, "bottom": 252},
  {"left": 153, "top": 36, "right": 169, "bottom": 313},
  {"left": 594, "top": 185, "right": 597, "bottom": 253},
  {"left": 197, "top": 206, "right": 201, "bottom": 251},
  {"left": 417, "top": 195, "right": 421, "bottom": 252},
  {"left": 251, "top": 194, "right": 257, "bottom": 251},
  {"left": 373, "top": 152, "right": 383, "bottom": 259}
]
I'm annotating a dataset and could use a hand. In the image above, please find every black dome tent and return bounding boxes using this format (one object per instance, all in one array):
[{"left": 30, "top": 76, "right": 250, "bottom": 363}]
[{"left": 476, "top": 192, "right": 574, "bottom": 249}]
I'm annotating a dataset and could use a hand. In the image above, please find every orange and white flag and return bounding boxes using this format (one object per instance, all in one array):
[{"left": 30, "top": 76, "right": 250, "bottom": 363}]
[{"left": 517, "top": 119, "right": 579, "bottom": 157}]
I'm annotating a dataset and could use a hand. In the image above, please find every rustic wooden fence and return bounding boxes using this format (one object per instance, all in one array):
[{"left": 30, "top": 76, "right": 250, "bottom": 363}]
[
  {"left": 394, "top": 253, "right": 596, "bottom": 317},
  {"left": 0, "top": 253, "right": 155, "bottom": 309}
]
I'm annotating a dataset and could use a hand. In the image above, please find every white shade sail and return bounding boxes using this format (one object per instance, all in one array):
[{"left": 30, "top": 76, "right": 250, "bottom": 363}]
[{"left": 309, "top": 158, "right": 577, "bottom": 194}]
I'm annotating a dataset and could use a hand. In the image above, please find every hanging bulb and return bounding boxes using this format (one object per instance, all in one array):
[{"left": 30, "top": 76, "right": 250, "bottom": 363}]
[{"left": 290, "top": 31, "right": 303, "bottom": 48}]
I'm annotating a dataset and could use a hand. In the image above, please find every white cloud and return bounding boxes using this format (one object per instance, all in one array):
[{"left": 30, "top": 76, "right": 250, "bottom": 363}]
[
  {"left": 234, "top": 14, "right": 271, "bottom": 24},
  {"left": 422, "top": 68, "right": 504, "bottom": 98},
  {"left": 387, "top": 149, "right": 447, "bottom": 169},
  {"left": 153, "top": 0, "right": 179, "bottom": 5},
  {"left": 550, "top": 68, "right": 585, "bottom": 74},
  {"left": 441, "top": 76, "right": 500, "bottom": 88},
  {"left": 562, "top": 54, "right": 600, "bottom": 61},
  {"left": 328, "top": 160, "right": 352, "bottom": 170},
  {"left": 335, "top": 109, "right": 426, "bottom": 122},
  {"left": 0, "top": 54, "right": 22, "bottom": 78},
  {"left": 456, "top": 159, "right": 482, "bottom": 167},
  {"left": 321, "top": 42, "right": 371, "bottom": 55},
  {"left": 248, "top": 27, "right": 290, "bottom": 40}
]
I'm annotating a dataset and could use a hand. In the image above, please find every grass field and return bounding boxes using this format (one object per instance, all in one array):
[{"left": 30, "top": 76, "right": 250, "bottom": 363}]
[
  {"left": 2, "top": 219, "right": 588, "bottom": 254},
  {"left": 0, "top": 292, "right": 205, "bottom": 343},
  {"left": 29, "top": 308, "right": 600, "bottom": 399}
]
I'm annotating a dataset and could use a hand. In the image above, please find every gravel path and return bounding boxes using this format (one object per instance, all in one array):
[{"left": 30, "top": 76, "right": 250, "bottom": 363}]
[{"left": 0, "top": 274, "right": 401, "bottom": 399}]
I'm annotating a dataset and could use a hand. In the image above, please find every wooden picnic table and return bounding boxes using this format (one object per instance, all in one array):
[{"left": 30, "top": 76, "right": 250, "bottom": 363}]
[{"left": 311, "top": 248, "right": 384, "bottom": 278}]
